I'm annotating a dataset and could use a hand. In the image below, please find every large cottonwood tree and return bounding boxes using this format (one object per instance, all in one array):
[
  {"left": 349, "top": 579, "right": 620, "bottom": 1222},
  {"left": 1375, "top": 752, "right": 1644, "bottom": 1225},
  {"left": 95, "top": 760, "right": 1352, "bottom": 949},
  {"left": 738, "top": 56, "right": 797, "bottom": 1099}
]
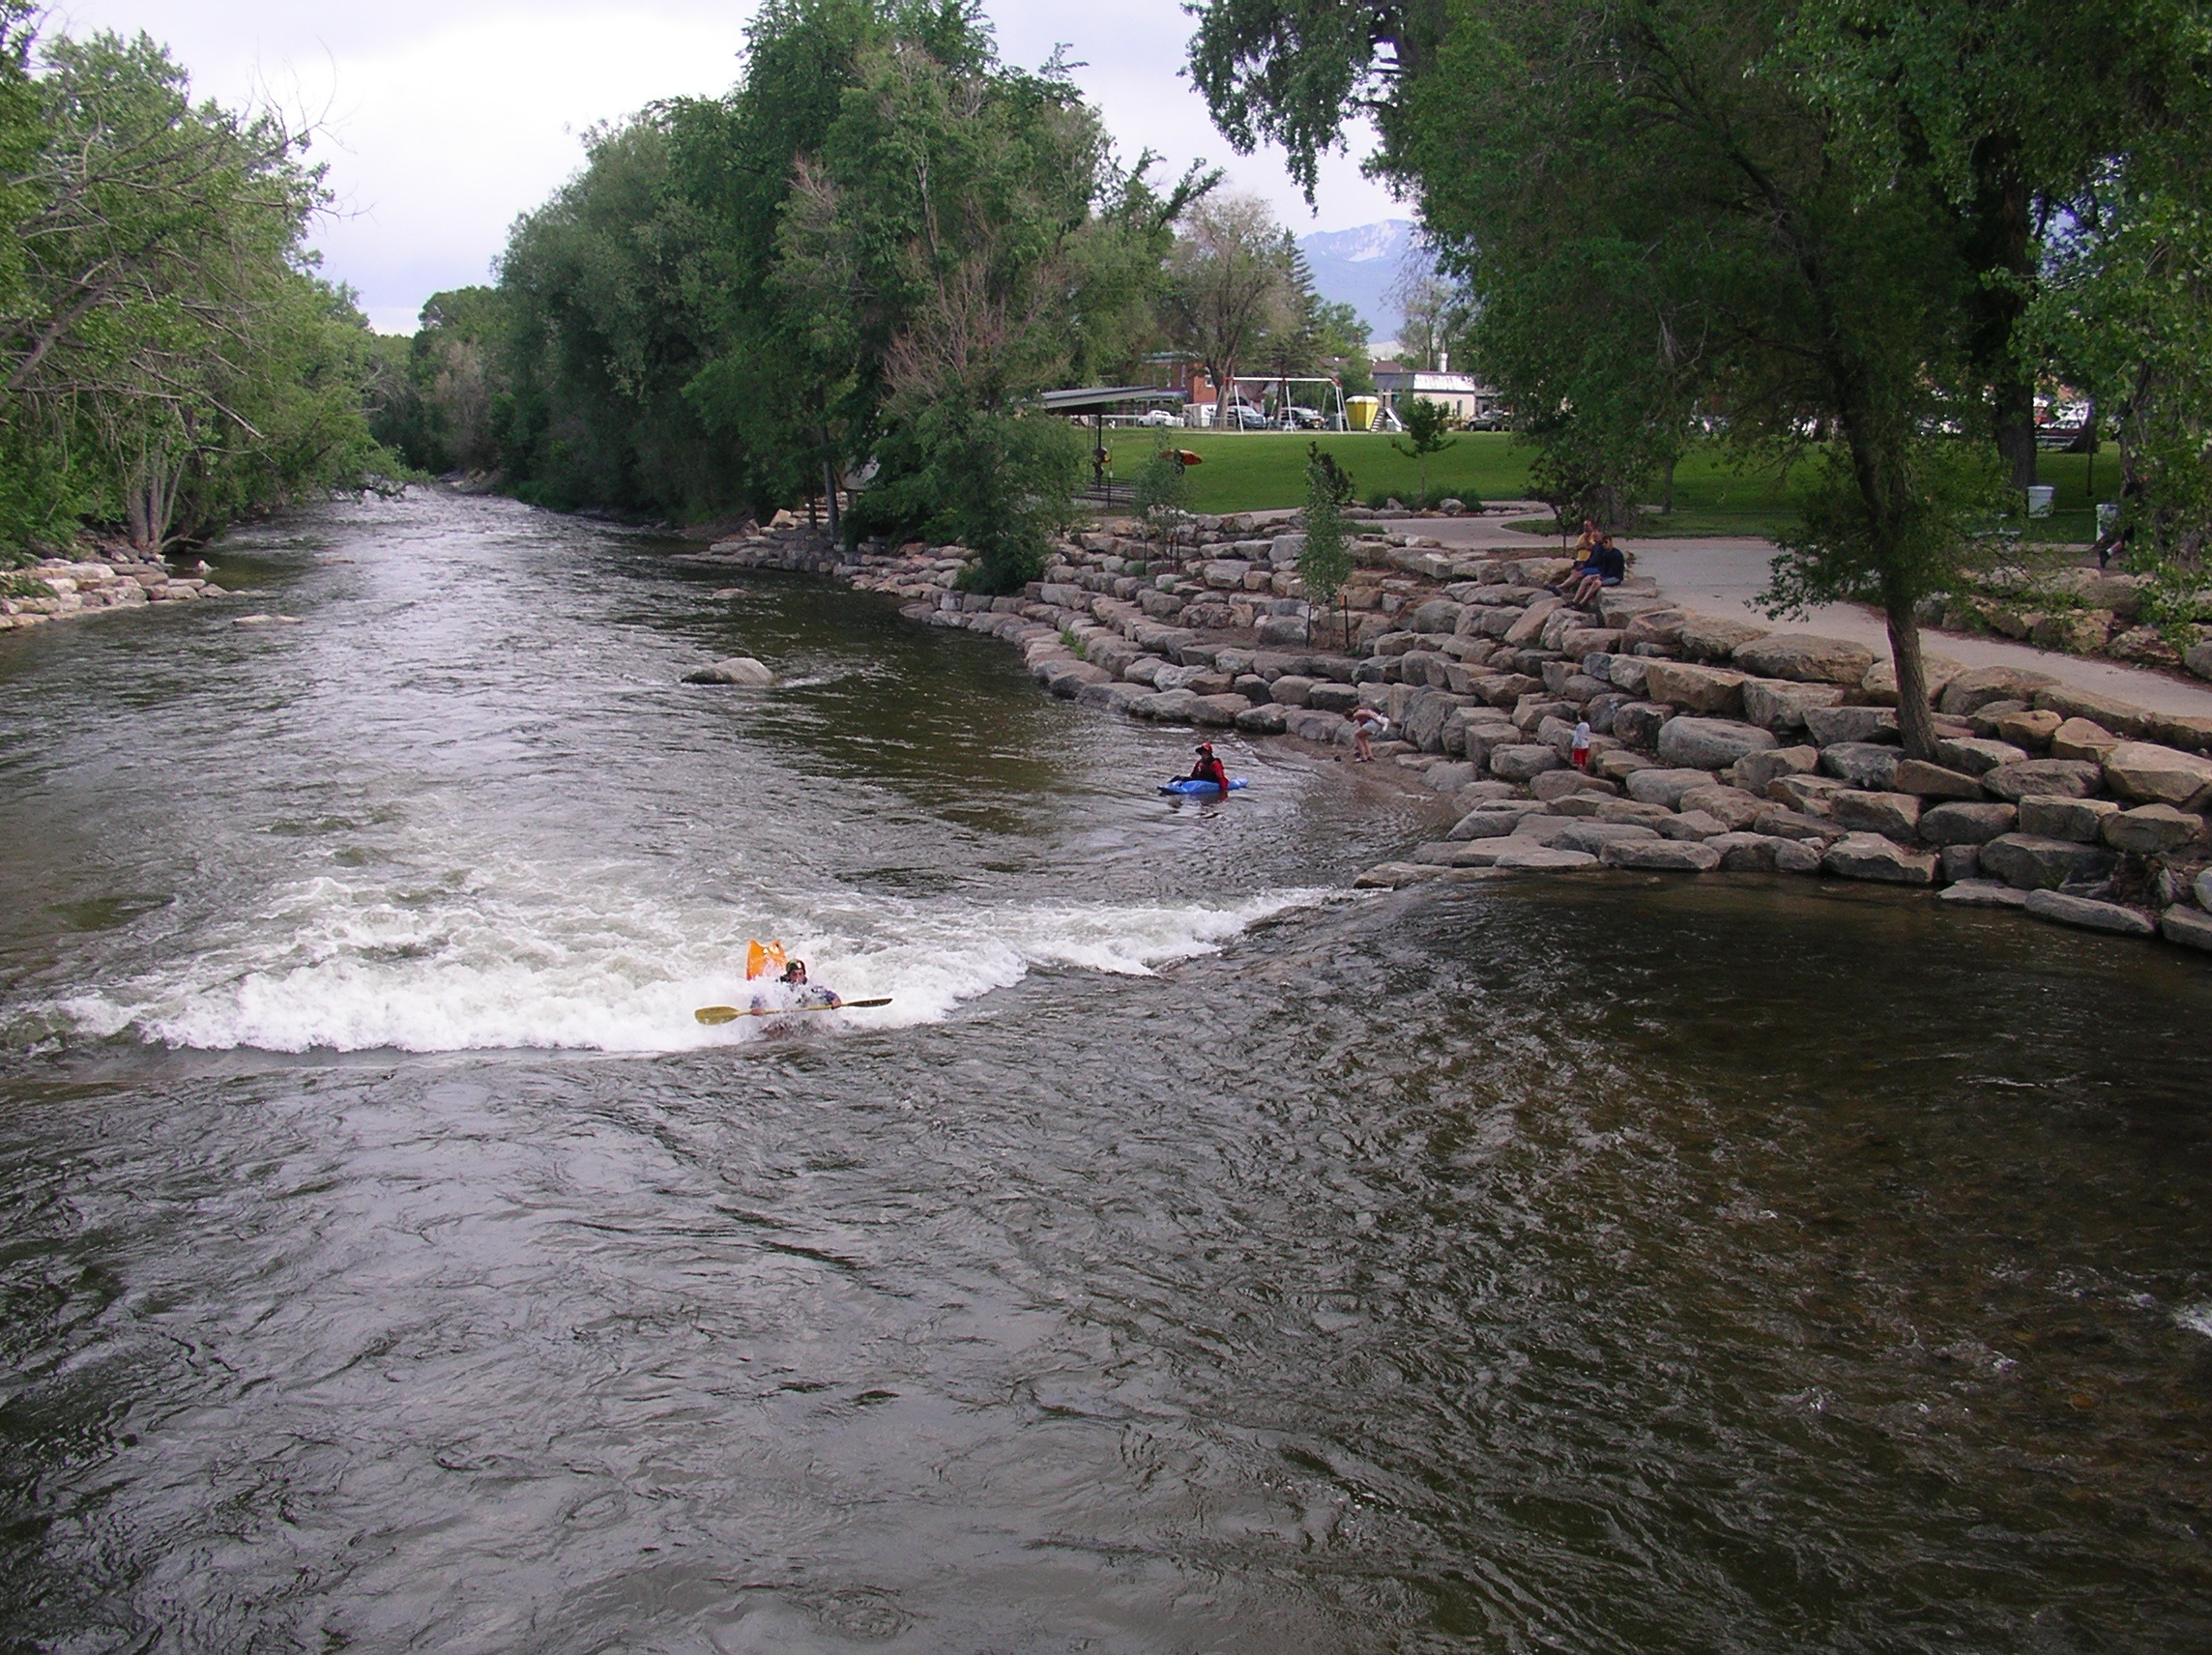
[{"left": 1185, "top": 0, "right": 2212, "bottom": 754}]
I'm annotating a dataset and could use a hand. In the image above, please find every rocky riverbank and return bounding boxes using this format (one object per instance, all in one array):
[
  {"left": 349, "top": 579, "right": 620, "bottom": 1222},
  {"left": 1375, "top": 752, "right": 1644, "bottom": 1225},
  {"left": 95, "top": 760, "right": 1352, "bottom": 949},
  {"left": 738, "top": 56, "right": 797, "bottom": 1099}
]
[
  {"left": 676, "top": 515, "right": 2212, "bottom": 958},
  {"left": 0, "top": 555, "right": 230, "bottom": 630}
]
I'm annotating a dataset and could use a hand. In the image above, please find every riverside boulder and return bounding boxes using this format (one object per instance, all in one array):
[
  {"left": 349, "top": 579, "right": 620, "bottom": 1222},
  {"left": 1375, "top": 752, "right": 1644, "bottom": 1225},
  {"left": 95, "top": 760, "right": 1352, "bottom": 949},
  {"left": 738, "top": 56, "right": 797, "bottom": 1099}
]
[
  {"left": 1735, "top": 745, "right": 1819, "bottom": 796},
  {"left": 1890, "top": 760, "right": 1984, "bottom": 800},
  {"left": 1829, "top": 791, "right": 1922, "bottom": 841},
  {"left": 1981, "top": 759, "right": 2105, "bottom": 802},
  {"left": 1641, "top": 661, "right": 1748, "bottom": 715},
  {"left": 2023, "top": 890, "right": 2157, "bottom": 938},
  {"left": 1822, "top": 833, "right": 1937, "bottom": 885},
  {"left": 1657, "top": 716, "right": 1776, "bottom": 769},
  {"left": 1602, "top": 838, "right": 1723, "bottom": 871},
  {"left": 1818, "top": 742, "right": 1903, "bottom": 790},
  {"left": 1732, "top": 632, "right": 1876, "bottom": 685},
  {"left": 2101, "top": 741, "right": 2212, "bottom": 809},
  {"left": 2100, "top": 804, "right": 2204, "bottom": 855},
  {"left": 2017, "top": 796, "right": 2119, "bottom": 843},
  {"left": 1624, "top": 767, "right": 1722, "bottom": 809},
  {"left": 1938, "top": 665, "right": 2062, "bottom": 715},
  {"left": 1741, "top": 678, "right": 1848, "bottom": 732},
  {"left": 1977, "top": 833, "right": 2117, "bottom": 889},
  {"left": 1917, "top": 801, "right": 2018, "bottom": 845}
]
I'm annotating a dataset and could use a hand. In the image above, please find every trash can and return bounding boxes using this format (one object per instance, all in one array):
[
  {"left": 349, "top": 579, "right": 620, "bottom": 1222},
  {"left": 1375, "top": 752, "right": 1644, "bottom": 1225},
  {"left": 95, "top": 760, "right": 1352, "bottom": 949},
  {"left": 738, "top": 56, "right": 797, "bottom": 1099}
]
[
  {"left": 1346, "top": 395, "right": 1380, "bottom": 432},
  {"left": 2025, "top": 484, "right": 2055, "bottom": 517}
]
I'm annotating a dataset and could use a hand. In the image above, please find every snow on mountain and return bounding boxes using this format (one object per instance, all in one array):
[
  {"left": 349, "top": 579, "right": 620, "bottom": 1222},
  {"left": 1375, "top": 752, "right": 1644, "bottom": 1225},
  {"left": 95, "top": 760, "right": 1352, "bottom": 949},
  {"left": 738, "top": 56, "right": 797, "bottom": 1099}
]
[{"left": 1297, "top": 218, "right": 1434, "bottom": 339}]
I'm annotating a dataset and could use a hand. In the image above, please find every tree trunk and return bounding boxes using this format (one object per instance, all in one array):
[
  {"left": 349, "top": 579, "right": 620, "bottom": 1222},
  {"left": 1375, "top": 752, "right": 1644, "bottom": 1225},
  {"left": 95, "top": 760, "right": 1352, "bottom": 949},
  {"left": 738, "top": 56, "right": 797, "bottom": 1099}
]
[
  {"left": 1885, "top": 588, "right": 1937, "bottom": 762},
  {"left": 822, "top": 457, "right": 841, "bottom": 539},
  {"left": 1995, "top": 376, "right": 2038, "bottom": 492}
]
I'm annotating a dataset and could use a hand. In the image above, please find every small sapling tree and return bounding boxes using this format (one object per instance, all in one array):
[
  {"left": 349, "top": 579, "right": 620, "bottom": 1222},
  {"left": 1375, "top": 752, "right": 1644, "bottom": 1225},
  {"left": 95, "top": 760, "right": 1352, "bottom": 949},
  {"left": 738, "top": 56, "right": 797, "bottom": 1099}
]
[
  {"left": 1390, "top": 396, "right": 1456, "bottom": 508},
  {"left": 1297, "top": 441, "right": 1356, "bottom": 647},
  {"left": 1131, "top": 448, "right": 1193, "bottom": 561}
]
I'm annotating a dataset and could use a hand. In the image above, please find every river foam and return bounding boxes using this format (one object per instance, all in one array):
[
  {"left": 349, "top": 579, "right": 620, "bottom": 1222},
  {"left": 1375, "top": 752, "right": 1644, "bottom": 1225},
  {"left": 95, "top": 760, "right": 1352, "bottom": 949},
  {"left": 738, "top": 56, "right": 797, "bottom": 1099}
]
[{"left": 46, "top": 865, "right": 1324, "bottom": 1055}]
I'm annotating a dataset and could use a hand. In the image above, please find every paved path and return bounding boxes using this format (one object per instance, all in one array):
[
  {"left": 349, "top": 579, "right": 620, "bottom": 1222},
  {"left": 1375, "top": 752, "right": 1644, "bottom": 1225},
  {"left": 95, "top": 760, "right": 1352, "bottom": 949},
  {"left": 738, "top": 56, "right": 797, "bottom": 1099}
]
[
  {"left": 1370, "top": 510, "right": 2212, "bottom": 717},
  {"left": 1625, "top": 538, "right": 2212, "bottom": 718}
]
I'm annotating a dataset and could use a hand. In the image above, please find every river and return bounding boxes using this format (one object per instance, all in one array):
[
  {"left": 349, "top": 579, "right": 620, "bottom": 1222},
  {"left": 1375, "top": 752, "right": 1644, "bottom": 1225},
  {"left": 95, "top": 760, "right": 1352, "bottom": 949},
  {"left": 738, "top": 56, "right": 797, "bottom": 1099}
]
[{"left": 3, "top": 492, "right": 2209, "bottom": 1652}]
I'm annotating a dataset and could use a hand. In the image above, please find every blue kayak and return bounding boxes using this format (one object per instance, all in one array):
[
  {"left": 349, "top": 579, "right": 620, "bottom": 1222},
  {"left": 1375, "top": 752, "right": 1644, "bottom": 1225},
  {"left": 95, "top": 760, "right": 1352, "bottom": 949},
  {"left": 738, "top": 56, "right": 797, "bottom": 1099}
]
[{"left": 1158, "top": 777, "right": 1248, "bottom": 795}]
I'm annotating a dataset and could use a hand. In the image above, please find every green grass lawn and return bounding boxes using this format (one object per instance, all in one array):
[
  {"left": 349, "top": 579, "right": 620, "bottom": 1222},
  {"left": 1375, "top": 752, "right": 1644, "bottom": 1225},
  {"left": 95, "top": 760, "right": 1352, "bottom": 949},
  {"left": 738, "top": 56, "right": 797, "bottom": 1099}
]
[
  {"left": 1100, "top": 429, "right": 1532, "bottom": 516},
  {"left": 1103, "top": 429, "right": 2113, "bottom": 547}
]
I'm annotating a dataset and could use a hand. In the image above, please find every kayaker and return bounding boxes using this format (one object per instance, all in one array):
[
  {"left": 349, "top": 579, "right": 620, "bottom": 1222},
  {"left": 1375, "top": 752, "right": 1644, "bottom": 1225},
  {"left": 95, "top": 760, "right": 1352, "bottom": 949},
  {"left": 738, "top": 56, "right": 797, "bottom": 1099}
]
[
  {"left": 1186, "top": 742, "right": 1232, "bottom": 794},
  {"left": 781, "top": 959, "right": 842, "bottom": 1009},
  {"left": 752, "top": 958, "right": 840, "bottom": 1012}
]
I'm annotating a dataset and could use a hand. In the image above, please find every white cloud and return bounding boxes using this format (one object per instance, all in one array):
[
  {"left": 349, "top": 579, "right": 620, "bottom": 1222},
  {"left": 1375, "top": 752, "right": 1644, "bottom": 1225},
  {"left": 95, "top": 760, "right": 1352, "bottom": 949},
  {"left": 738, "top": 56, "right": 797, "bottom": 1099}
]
[{"left": 45, "top": 1, "right": 1402, "bottom": 333}]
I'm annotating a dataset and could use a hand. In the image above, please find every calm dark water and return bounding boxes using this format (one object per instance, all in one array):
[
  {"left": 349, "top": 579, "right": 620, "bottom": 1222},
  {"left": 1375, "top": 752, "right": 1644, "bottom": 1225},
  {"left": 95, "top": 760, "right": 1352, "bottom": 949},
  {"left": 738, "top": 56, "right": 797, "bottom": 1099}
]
[{"left": 2, "top": 493, "right": 2209, "bottom": 1653}]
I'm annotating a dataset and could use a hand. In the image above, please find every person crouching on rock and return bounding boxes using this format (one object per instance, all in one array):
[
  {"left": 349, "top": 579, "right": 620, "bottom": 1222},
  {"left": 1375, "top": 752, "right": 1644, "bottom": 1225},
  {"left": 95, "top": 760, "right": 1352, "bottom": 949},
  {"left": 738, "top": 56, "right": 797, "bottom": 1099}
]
[
  {"left": 1188, "top": 742, "right": 1232, "bottom": 794},
  {"left": 1351, "top": 706, "right": 1389, "bottom": 762},
  {"left": 1571, "top": 718, "right": 1592, "bottom": 769}
]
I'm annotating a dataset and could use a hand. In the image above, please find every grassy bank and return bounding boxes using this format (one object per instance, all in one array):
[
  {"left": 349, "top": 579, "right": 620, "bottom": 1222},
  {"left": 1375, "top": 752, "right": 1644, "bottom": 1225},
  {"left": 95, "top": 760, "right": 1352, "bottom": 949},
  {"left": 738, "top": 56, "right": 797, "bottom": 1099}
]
[
  {"left": 1100, "top": 430, "right": 2112, "bottom": 547},
  {"left": 1100, "top": 430, "right": 1533, "bottom": 516}
]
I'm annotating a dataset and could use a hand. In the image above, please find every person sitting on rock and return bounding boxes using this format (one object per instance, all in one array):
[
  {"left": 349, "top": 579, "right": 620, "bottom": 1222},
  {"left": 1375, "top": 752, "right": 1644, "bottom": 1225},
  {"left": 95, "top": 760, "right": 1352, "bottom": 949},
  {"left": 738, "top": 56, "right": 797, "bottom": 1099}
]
[
  {"left": 1187, "top": 742, "right": 1232, "bottom": 794},
  {"left": 1547, "top": 519, "right": 1601, "bottom": 594},
  {"left": 1567, "top": 534, "right": 1626, "bottom": 606}
]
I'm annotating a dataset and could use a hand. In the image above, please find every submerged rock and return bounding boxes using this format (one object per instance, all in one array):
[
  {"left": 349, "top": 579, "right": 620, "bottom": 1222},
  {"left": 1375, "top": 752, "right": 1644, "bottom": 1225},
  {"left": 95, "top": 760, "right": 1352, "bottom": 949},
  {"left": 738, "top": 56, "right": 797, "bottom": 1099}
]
[{"left": 685, "top": 656, "right": 774, "bottom": 685}]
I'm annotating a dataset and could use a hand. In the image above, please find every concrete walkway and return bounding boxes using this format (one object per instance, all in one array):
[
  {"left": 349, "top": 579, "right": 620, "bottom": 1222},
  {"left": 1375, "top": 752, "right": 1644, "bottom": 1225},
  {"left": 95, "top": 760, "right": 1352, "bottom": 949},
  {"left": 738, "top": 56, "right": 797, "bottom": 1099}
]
[{"left": 1377, "top": 509, "right": 2212, "bottom": 718}]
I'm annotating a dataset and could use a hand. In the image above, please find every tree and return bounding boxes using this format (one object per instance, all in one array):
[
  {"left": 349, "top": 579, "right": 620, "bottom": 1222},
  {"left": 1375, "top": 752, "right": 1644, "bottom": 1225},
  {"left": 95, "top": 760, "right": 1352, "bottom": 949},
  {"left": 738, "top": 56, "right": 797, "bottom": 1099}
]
[
  {"left": 1157, "top": 193, "right": 1294, "bottom": 422},
  {"left": 1182, "top": 0, "right": 2053, "bottom": 760},
  {"left": 1297, "top": 440, "right": 1355, "bottom": 646},
  {"left": 1390, "top": 395, "right": 1453, "bottom": 508},
  {"left": 368, "top": 286, "right": 510, "bottom": 475},
  {"left": 0, "top": 14, "right": 382, "bottom": 554},
  {"left": 1130, "top": 448, "right": 1192, "bottom": 555},
  {"left": 1312, "top": 297, "right": 1373, "bottom": 396},
  {"left": 1386, "top": 265, "right": 1454, "bottom": 370}
]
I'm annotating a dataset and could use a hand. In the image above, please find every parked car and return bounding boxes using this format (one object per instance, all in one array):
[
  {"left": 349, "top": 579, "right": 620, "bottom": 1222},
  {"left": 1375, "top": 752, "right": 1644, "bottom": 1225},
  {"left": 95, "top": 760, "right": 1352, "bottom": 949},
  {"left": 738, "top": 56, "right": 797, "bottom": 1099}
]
[
  {"left": 1222, "top": 400, "right": 1269, "bottom": 429},
  {"left": 1138, "top": 408, "right": 1180, "bottom": 427},
  {"left": 1463, "top": 407, "right": 1508, "bottom": 432},
  {"left": 1280, "top": 405, "right": 1328, "bottom": 430}
]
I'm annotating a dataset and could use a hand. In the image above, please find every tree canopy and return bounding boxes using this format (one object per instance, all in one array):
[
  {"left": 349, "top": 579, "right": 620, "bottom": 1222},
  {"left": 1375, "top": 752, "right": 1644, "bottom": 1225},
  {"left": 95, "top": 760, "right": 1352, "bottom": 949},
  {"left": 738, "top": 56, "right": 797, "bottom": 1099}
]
[
  {"left": 1186, "top": 0, "right": 2212, "bottom": 752},
  {"left": 0, "top": 4, "right": 383, "bottom": 556}
]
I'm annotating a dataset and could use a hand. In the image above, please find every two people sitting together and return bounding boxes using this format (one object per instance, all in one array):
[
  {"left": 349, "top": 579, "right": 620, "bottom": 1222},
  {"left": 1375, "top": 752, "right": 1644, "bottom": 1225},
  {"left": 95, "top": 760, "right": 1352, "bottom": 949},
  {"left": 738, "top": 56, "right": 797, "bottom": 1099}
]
[{"left": 1554, "top": 519, "right": 1627, "bottom": 607}]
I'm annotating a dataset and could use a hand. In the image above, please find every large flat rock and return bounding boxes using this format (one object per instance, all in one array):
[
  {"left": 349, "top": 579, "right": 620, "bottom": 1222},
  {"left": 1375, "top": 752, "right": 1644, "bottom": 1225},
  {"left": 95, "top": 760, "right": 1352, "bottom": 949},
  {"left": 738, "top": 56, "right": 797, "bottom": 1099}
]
[
  {"left": 2023, "top": 889, "right": 2157, "bottom": 938},
  {"left": 1642, "top": 660, "right": 1750, "bottom": 715},
  {"left": 1732, "top": 632, "right": 1876, "bottom": 685},
  {"left": 2103, "top": 741, "right": 2212, "bottom": 809},
  {"left": 1821, "top": 832, "right": 1936, "bottom": 885},
  {"left": 1978, "top": 832, "right": 2118, "bottom": 889},
  {"left": 1657, "top": 716, "right": 1777, "bottom": 769}
]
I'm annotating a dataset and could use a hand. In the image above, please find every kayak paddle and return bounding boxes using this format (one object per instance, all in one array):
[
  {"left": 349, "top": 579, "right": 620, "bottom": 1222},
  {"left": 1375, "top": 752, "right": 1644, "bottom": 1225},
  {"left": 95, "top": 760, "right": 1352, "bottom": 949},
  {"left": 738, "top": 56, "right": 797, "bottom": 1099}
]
[{"left": 695, "top": 997, "right": 892, "bottom": 1025}]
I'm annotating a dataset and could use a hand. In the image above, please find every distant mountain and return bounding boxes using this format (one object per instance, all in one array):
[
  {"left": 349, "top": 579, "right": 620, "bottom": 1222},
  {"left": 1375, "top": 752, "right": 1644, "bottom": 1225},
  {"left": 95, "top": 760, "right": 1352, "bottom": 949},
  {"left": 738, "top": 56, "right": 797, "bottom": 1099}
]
[{"left": 1297, "top": 219, "right": 1434, "bottom": 342}]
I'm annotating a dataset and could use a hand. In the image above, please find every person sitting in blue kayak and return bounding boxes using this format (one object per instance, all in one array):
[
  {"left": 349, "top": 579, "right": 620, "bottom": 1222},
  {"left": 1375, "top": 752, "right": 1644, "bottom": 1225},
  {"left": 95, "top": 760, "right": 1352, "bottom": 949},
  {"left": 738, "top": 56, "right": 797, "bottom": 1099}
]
[{"left": 1186, "top": 742, "right": 1232, "bottom": 795}]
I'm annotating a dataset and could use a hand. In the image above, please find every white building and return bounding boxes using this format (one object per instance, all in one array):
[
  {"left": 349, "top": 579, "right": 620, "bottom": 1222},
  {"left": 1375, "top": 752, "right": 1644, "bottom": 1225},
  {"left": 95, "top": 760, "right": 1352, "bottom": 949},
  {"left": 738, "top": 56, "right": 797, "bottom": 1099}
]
[{"left": 1370, "top": 362, "right": 1503, "bottom": 425}]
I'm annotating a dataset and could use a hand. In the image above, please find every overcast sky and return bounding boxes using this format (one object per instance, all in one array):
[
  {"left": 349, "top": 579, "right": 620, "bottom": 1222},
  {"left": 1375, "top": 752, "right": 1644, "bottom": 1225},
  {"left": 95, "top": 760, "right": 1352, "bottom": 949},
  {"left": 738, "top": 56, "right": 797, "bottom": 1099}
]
[{"left": 48, "top": 1, "right": 1404, "bottom": 333}]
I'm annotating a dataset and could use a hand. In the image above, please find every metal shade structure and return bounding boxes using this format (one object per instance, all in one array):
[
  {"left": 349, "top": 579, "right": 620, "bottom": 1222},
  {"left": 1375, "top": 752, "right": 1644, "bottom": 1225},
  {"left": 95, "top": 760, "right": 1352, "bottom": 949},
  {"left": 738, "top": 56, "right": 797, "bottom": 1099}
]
[
  {"left": 1036, "top": 386, "right": 1192, "bottom": 507},
  {"left": 1036, "top": 385, "right": 1189, "bottom": 414}
]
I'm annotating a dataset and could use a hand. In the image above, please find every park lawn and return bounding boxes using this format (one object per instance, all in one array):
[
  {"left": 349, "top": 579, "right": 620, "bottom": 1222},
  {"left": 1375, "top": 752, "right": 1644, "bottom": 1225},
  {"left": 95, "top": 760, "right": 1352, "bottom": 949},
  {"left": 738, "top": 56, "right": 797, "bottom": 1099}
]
[
  {"left": 1100, "top": 429, "right": 1533, "bottom": 514},
  {"left": 1105, "top": 430, "right": 2111, "bottom": 547}
]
